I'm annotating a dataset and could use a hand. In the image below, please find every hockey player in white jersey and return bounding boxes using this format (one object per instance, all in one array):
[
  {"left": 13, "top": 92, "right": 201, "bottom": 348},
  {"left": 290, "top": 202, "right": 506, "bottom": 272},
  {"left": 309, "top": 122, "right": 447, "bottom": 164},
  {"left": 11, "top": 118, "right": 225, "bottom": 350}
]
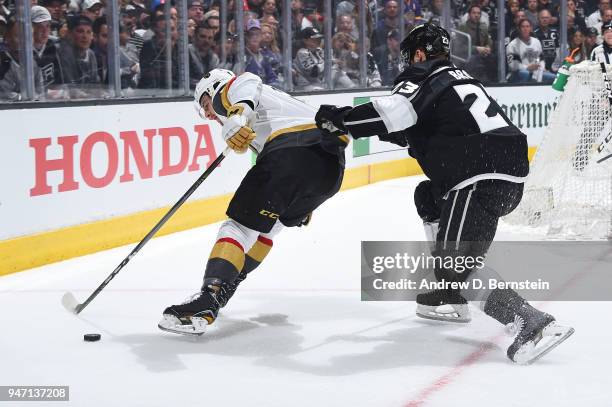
[{"left": 158, "top": 69, "right": 346, "bottom": 336}]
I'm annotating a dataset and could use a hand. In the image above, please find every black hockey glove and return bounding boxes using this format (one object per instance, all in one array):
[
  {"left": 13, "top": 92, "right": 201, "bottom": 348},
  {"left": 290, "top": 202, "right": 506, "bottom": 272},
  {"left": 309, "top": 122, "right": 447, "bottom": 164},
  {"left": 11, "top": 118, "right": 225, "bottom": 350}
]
[
  {"left": 315, "top": 104, "right": 351, "bottom": 136},
  {"left": 315, "top": 105, "right": 351, "bottom": 155}
]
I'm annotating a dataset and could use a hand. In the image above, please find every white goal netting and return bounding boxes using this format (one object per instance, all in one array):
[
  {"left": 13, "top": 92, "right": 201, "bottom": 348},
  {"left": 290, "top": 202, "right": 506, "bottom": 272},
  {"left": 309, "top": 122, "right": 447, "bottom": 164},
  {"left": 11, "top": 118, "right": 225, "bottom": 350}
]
[{"left": 505, "top": 61, "right": 612, "bottom": 239}]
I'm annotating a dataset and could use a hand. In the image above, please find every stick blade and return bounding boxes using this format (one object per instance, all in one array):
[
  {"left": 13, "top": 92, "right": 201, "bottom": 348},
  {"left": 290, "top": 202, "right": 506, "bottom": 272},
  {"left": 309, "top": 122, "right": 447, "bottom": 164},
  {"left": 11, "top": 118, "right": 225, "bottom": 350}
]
[{"left": 61, "top": 292, "right": 81, "bottom": 314}]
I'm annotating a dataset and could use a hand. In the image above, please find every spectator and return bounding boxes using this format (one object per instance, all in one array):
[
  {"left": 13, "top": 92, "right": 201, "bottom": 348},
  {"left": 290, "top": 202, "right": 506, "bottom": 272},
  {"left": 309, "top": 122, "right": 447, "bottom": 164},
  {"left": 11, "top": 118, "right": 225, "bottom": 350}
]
[
  {"left": 506, "top": 18, "right": 555, "bottom": 83},
  {"left": 188, "top": 18, "right": 197, "bottom": 43},
  {"left": 0, "top": 16, "right": 6, "bottom": 44},
  {"left": 0, "top": 15, "right": 45, "bottom": 101},
  {"left": 422, "top": 0, "right": 443, "bottom": 25},
  {"left": 568, "top": 27, "right": 588, "bottom": 63},
  {"left": 403, "top": 9, "right": 419, "bottom": 31},
  {"left": 65, "top": 0, "right": 77, "bottom": 13},
  {"left": 508, "top": 10, "right": 527, "bottom": 41},
  {"left": 293, "top": 26, "right": 325, "bottom": 90},
  {"left": 82, "top": 0, "right": 103, "bottom": 23},
  {"left": 357, "top": 38, "right": 382, "bottom": 87},
  {"left": 585, "top": 26, "right": 599, "bottom": 55},
  {"left": 291, "top": 0, "right": 310, "bottom": 31},
  {"left": 525, "top": 0, "right": 539, "bottom": 28},
  {"left": 260, "top": 22, "right": 283, "bottom": 82},
  {"left": 568, "top": 0, "right": 587, "bottom": 33},
  {"left": 139, "top": 15, "right": 179, "bottom": 90},
  {"left": 479, "top": 0, "right": 497, "bottom": 26},
  {"left": 58, "top": 21, "right": 69, "bottom": 40},
  {"left": 40, "top": 0, "right": 67, "bottom": 39},
  {"left": 92, "top": 16, "right": 108, "bottom": 84},
  {"left": 135, "top": 8, "right": 150, "bottom": 32},
  {"left": 203, "top": 10, "right": 220, "bottom": 35},
  {"left": 130, "top": 0, "right": 148, "bottom": 17},
  {"left": 457, "top": 4, "right": 494, "bottom": 81},
  {"left": 121, "top": 6, "right": 145, "bottom": 54},
  {"left": 118, "top": 22, "right": 140, "bottom": 89},
  {"left": 188, "top": 0, "right": 205, "bottom": 24},
  {"left": 403, "top": 0, "right": 423, "bottom": 20},
  {"left": 574, "top": 0, "right": 588, "bottom": 20},
  {"left": 121, "top": 5, "right": 138, "bottom": 31},
  {"left": 505, "top": 0, "right": 521, "bottom": 37},
  {"left": 294, "top": 27, "right": 355, "bottom": 90},
  {"left": 214, "top": 30, "right": 237, "bottom": 70},
  {"left": 153, "top": 4, "right": 178, "bottom": 22},
  {"left": 374, "top": 28, "right": 401, "bottom": 86},
  {"left": 260, "top": 14, "right": 280, "bottom": 31},
  {"left": 302, "top": 2, "right": 323, "bottom": 32},
  {"left": 372, "top": 0, "right": 401, "bottom": 49},
  {"left": 590, "top": 20, "right": 612, "bottom": 62},
  {"left": 597, "top": 9, "right": 612, "bottom": 44},
  {"left": 261, "top": 0, "right": 279, "bottom": 20},
  {"left": 243, "top": 19, "right": 279, "bottom": 86},
  {"left": 31, "top": 6, "right": 65, "bottom": 94},
  {"left": 336, "top": 0, "right": 355, "bottom": 16},
  {"left": 534, "top": 9, "right": 559, "bottom": 72},
  {"left": 57, "top": 16, "right": 100, "bottom": 96},
  {"left": 459, "top": 0, "right": 490, "bottom": 27},
  {"left": 586, "top": 0, "right": 610, "bottom": 29},
  {"left": 189, "top": 23, "right": 219, "bottom": 88},
  {"left": 537, "top": 0, "right": 559, "bottom": 26},
  {"left": 336, "top": 13, "right": 358, "bottom": 41},
  {"left": 332, "top": 32, "right": 359, "bottom": 84},
  {"left": 248, "top": 0, "right": 265, "bottom": 15}
]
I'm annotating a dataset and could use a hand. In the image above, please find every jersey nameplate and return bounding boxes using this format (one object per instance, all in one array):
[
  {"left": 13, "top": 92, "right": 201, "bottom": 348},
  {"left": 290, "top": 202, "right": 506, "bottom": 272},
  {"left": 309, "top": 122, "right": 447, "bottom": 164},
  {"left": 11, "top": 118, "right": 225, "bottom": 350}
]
[{"left": 448, "top": 69, "right": 474, "bottom": 80}]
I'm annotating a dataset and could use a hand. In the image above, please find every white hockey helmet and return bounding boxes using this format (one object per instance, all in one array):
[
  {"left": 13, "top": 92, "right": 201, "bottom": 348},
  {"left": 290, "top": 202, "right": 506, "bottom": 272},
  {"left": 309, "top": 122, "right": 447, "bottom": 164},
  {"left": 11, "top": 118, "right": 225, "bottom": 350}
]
[{"left": 193, "top": 68, "right": 236, "bottom": 119}]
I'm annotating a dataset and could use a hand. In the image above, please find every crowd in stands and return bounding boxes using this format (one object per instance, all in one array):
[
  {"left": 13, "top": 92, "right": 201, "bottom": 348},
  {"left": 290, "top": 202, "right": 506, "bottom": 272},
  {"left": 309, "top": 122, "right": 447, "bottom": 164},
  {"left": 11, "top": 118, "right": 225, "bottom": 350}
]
[{"left": 0, "top": 0, "right": 611, "bottom": 100}]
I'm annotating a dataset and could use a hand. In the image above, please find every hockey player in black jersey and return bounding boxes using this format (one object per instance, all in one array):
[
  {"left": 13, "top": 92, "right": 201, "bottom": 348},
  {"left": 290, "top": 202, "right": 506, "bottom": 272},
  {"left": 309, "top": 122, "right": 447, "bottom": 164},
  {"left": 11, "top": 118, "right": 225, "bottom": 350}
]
[{"left": 315, "top": 24, "right": 574, "bottom": 364}]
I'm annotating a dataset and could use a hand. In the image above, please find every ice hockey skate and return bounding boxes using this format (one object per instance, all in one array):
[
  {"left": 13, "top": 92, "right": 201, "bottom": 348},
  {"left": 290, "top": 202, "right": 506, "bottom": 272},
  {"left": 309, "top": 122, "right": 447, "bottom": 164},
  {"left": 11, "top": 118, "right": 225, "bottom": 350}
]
[
  {"left": 158, "top": 288, "right": 221, "bottom": 336},
  {"left": 506, "top": 312, "right": 575, "bottom": 365},
  {"left": 416, "top": 289, "right": 471, "bottom": 323}
]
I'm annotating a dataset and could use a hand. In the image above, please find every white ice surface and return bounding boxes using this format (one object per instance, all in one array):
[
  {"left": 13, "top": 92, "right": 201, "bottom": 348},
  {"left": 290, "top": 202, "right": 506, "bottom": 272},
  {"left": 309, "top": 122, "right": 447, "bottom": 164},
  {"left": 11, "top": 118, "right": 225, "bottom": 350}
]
[{"left": 0, "top": 176, "right": 608, "bottom": 407}]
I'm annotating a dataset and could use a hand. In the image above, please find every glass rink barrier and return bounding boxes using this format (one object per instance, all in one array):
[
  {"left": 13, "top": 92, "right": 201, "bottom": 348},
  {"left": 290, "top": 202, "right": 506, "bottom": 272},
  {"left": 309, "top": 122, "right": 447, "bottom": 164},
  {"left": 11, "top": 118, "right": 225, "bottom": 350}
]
[{"left": 0, "top": 0, "right": 595, "bottom": 103}]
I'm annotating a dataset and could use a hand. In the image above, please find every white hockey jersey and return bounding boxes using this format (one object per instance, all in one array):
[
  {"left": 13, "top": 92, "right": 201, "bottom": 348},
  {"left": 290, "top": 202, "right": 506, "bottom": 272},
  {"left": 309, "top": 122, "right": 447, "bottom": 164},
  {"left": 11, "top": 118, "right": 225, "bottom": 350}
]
[
  {"left": 213, "top": 72, "right": 322, "bottom": 155},
  {"left": 590, "top": 44, "right": 612, "bottom": 64},
  {"left": 506, "top": 36, "right": 545, "bottom": 72}
]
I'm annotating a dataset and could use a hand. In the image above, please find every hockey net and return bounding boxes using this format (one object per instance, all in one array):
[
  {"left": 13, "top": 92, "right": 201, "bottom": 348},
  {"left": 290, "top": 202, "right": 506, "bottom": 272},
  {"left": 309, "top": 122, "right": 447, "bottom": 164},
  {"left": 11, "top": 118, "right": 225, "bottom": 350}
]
[{"left": 505, "top": 61, "right": 612, "bottom": 239}]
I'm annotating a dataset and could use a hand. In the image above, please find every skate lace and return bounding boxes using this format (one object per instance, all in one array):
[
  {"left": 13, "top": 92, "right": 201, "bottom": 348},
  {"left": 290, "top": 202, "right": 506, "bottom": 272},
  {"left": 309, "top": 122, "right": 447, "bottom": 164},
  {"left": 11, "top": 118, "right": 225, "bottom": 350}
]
[
  {"left": 505, "top": 314, "right": 525, "bottom": 337},
  {"left": 181, "top": 292, "right": 202, "bottom": 304},
  {"left": 181, "top": 290, "right": 221, "bottom": 307}
]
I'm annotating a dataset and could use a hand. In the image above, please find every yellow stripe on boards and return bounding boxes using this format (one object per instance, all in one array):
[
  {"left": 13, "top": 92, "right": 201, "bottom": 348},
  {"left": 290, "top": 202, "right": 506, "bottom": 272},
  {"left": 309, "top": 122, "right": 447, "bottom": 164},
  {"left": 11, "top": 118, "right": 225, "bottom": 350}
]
[
  {"left": 0, "top": 194, "right": 233, "bottom": 276},
  {"left": 0, "top": 147, "right": 539, "bottom": 276}
]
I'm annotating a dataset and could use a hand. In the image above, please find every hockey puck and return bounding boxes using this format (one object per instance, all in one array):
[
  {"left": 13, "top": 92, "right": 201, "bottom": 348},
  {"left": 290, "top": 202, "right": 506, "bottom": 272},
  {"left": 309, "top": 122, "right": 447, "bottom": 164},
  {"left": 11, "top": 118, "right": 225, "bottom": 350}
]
[{"left": 83, "top": 333, "right": 101, "bottom": 342}]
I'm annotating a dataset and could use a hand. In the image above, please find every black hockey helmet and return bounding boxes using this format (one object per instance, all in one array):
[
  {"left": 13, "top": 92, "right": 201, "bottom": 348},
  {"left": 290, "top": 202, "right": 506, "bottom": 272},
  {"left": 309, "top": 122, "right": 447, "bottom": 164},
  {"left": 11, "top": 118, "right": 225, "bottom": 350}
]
[{"left": 400, "top": 23, "right": 450, "bottom": 66}]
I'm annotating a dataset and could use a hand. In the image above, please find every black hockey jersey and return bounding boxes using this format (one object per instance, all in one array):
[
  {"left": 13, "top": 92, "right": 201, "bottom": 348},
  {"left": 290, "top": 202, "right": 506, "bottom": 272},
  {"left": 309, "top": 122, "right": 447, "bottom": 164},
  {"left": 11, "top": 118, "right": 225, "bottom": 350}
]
[
  {"left": 533, "top": 27, "right": 559, "bottom": 71},
  {"left": 339, "top": 59, "right": 529, "bottom": 194},
  {"left": 34, "top": 40, "right": 64, "bottom": 87}
]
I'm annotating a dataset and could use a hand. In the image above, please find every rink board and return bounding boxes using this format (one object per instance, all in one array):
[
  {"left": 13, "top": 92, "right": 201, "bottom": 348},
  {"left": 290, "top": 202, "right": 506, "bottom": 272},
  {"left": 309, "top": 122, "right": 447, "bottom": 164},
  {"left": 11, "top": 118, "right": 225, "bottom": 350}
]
[{"left": 0, "top": 85, "right": 556, "bottom": 274}]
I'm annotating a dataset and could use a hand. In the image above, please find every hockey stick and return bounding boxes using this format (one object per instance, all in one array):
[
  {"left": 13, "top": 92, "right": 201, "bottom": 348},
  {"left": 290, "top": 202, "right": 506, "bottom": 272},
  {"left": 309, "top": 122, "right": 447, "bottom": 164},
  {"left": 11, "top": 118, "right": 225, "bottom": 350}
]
[{"left": 62, "top": 146, "right": 232, "bottom": 314}]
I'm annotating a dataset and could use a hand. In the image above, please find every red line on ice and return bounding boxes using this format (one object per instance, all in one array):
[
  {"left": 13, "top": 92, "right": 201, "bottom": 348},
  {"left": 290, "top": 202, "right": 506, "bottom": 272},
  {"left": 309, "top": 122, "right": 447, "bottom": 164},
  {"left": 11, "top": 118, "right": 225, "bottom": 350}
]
[{"left": 403, "top": 333, "right": 503, "bottom": 407}]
